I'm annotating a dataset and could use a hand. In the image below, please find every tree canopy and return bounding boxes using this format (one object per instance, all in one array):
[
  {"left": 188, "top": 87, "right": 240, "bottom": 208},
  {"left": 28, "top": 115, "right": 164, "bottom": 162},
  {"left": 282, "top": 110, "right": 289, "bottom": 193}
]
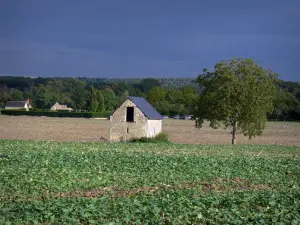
[
  {"left": 195, "top": 58, "right": 278, "bottom": 144},
  {"left": 148, "top": 86, "right": 166, "bottom": 104}
]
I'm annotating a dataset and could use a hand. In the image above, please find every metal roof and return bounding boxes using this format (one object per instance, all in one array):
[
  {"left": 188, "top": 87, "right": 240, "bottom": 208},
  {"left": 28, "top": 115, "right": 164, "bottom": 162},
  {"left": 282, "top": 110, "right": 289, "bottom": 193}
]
[
  {"left": 128, "top": 96, "right": 163, "bottom": 120},
  {"left": 5, "top": 101, "right": 26, "bottom": 108}
]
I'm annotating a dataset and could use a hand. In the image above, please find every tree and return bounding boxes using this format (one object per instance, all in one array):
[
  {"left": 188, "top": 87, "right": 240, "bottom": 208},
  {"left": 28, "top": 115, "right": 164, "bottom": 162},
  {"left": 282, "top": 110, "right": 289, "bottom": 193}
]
[
  {"left": 148, "top": 86, "right": 166, "bottom": 104},
  {"left": 86, "top": 85, "right": 98, "bottom": 112},
  {"left": 274, "top": 89, "right": 299, "bottom": 121},
  {"left": 101, "top": 88, "right": 117, "bottom": 111},
  {"left": 68, "top": 79, "right": 87, "bottom": 110},
  {"left": 10, "top": 89, "right": 24, "bottom": 101},
  {"left": 96, "top": 90, "right": 105, "bottom": 112},
  {"left": 34, "top": 84, "right": 52, "bottom": 109},
  {"left": 111, "top": 82, "right": 128, "bottom": 97},
  {"left": 117, "top": 90, "right": 129, "bottom": 107},
  {"left": 139, "top": 78, "right": 160, "bottom": 94},
  {"left": 165, "top": 88, "right": 181, "bottom": 104},
  {"left": 296, "top": 91, "right": 300, "bottom": 101},
  {"left": 195, "top": 58, "right": 278, "bottom": 144},
  {"left": 180, "top": 86, "right": 199, "bottom": 115}
]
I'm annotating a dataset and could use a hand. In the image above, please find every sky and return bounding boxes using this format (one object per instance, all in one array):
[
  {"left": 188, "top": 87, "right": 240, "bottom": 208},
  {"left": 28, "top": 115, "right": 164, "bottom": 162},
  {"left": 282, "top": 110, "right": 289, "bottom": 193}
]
[{"left": 0, "top": 0, "right": 299, "bottom": 81}]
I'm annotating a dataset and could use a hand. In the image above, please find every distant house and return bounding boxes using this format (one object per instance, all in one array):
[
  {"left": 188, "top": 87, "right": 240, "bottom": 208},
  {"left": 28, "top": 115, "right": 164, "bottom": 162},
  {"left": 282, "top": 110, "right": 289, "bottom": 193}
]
[
  {"left": 50, "top": 102, "right": 73, "bottom": 112},
  {"left": 5, "top": 99, "right": 32, "bottom": 111},
  {"left": 110, "top": 96, "right": 163, "bottom": 141}
]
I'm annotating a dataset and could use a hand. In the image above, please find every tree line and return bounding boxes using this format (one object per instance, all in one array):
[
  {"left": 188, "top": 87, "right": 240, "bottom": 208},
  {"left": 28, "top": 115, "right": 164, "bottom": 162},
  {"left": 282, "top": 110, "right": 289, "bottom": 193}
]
[
  {"left": 0, "top": 77, "right": 199, "bottom": 116},
  {"left": 0, "top": 73, "right": 299, "bottom": 120}
]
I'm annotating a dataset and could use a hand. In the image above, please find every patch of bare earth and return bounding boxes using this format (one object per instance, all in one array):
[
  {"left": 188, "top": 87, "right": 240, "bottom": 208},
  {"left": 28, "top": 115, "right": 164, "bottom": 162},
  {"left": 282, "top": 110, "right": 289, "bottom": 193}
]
[
  {"left": 44, "top": 177, "right": 271, "bottom": 200},
  {"left": 0, "top": 115, "right": 299, "bottom": 145}
]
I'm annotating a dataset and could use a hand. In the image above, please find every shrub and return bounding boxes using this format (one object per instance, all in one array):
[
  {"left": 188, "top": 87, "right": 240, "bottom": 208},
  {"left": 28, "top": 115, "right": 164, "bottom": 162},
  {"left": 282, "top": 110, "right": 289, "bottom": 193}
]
[{"left": 129, "top": 132, "right": 169, "bottom": 143}]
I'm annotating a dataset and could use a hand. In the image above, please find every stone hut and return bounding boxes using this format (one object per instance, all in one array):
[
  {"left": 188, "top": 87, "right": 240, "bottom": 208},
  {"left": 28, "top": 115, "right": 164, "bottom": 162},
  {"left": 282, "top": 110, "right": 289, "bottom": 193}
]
[{"left": 110, "top": 96, "right": 163, "bottom": 141}]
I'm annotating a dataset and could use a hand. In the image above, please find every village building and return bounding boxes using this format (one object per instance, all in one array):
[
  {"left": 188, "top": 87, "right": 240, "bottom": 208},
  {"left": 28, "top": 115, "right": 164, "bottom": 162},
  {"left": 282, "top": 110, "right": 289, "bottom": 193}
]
[
  {"left": 110, "top": 96, "right": 163, "bottom": 141},
  {"left": 50, "top": 102, "right": 73, "bottom": 111},
  {"left": 5, "top": 99, "right": 32, "bottom": 111}
]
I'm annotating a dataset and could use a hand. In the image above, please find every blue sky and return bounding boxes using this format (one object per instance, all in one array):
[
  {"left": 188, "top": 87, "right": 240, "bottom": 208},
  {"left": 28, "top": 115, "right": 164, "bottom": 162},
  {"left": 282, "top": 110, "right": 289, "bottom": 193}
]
[{"left": 0, "top": 0, "right": 299, "bottom": 81}]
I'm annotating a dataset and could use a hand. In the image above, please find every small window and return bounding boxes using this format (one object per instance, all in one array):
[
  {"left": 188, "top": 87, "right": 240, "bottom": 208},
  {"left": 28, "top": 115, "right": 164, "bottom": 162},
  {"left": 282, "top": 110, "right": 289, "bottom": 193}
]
[{"left": 126, "top": 107, "right": 134, "bottom": 122}]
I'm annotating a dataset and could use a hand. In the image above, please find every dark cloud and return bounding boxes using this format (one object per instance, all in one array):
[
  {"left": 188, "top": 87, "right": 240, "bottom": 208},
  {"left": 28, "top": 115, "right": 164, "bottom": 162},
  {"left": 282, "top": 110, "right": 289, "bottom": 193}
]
[{"left": 0, "top": 0, "right": 299, "bottom": 80}]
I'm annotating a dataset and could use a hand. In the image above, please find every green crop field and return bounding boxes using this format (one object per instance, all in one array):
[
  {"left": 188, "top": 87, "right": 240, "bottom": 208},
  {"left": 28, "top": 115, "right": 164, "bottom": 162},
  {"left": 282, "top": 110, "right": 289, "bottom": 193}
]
[{"left": 1, "top": 140, "right": 300, "bottom": 224}]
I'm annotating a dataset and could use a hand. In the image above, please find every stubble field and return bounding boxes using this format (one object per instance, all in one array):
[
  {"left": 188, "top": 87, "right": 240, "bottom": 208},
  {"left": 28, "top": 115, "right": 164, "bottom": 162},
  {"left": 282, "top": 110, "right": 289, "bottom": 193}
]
[{"left": 0, "top": 115, "right": 299, "bottom": 145}]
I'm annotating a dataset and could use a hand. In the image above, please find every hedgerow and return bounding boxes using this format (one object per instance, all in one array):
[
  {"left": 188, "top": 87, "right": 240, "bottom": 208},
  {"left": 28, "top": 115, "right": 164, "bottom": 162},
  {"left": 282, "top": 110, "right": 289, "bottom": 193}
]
[{"left": 0, "top": 109, "right": 111, "bottom": 118}]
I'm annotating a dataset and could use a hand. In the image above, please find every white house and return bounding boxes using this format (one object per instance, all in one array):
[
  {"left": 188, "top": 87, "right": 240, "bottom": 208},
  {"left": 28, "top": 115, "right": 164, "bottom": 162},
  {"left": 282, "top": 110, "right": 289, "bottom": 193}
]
[{"left": 5, "top": 99, "right": 32, "bottom": 111}]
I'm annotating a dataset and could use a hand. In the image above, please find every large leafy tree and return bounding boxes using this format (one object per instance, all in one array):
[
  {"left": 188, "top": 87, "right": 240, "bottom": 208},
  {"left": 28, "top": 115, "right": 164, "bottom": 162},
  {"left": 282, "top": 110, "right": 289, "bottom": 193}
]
[{"left": 195, "top": 58, "right": 278, "bottom": 144}]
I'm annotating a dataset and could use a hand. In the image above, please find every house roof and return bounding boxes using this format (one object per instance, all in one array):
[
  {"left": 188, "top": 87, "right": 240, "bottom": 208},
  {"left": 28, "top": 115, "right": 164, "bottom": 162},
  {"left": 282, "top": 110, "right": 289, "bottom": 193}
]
[
  {"left": 6, "top": 101, "right": 26, "bottom": 108},
  {"left": 128, "top": 96, "right": 163, "bottom": 120},
  {"left": 51, "top": 102, "right": 72, "bottom": 110}
]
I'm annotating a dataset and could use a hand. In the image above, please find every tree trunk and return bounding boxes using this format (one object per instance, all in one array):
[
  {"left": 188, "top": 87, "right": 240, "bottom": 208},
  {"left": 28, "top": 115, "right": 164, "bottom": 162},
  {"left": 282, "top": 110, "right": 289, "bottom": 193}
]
[{"left": 232, "top": 122, "right": 237, "bottom": 145}]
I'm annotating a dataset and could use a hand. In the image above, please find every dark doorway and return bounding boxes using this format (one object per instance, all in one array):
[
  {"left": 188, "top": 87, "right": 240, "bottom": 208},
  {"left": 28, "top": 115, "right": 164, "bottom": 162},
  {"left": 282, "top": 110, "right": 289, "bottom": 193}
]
[{"left": 126, "top": 107, "right": 134, "bottom": 122}]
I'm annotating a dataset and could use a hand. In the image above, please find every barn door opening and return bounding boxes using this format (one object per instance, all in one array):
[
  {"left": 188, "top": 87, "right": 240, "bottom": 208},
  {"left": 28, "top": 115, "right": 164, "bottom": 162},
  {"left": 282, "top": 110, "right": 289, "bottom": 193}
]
[{"left": 126, "top": 107, "right": 134, "bottom": 122}]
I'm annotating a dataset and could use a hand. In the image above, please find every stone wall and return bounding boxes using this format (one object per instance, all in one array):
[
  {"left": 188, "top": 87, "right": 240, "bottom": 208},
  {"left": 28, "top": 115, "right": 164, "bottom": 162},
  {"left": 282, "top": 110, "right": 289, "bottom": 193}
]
[
  {"left": 110, "top": 99, "right": 148, "bottom": 141},
  {"left": 147, "top": 120, "right": 162, "bottom": 137}
]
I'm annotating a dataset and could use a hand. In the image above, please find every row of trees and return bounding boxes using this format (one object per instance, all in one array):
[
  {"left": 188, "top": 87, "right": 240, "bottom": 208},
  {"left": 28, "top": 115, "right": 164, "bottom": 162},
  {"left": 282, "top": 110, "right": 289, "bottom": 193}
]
[
  {"left": 0, "top": 77, "right": 199, "bottom": 115},
  {"left": 0, "top": 70, "right": 299, "bottom": 119}
]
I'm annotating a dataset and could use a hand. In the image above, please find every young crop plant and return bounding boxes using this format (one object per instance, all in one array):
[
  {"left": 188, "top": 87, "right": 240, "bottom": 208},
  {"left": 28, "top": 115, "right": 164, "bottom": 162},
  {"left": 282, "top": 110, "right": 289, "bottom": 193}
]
[{"left": 0, "top": 140, "right": 299, "bottom": 224}]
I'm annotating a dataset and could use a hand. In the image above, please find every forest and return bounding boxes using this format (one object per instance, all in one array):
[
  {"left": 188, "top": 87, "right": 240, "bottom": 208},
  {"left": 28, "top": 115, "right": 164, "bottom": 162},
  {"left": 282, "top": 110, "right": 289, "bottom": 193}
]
[{"left": 0, "top": 76, "right": 299, "bottom": 121}]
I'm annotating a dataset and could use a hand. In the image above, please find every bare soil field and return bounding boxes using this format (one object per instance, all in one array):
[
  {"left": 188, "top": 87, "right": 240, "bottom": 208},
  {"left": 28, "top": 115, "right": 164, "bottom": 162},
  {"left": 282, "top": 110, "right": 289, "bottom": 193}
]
[{"left": 0, "top": 115, "right": 299, "bottom": 145}]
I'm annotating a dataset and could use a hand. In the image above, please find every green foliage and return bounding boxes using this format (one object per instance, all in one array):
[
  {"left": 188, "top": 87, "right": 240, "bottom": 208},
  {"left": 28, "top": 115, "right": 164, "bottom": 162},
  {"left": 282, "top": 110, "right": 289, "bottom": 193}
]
[
  {"left": 101, "top": 88, "right": 117, "bottom": 111},
  {"left": 96, "top": 90, "right": 105, "bottom": 112},
  {"left": 86, "top": 85, "right": 99, "bottom": 112},
  {"left": 152, "top": 87, "right": 197, "bottom": 116},
  {"left": 274, "top": 89, "right": 300, "bottom": 121},
  {"left": 10, "top": 89, "right": 24, "bottom": 101},
  {"left": 139, "top": 78, "right": 160, "bottom": 94},
  {"left": 0, "top": 140, "right": 300, "bottom": 224},
  {"left": 129, "top": 132, "right": 169, "bottom": 143},
  {"left": 110, "top": 82, "right": 128, "bottom": 97},
  {"left": 195, "top": 58, "right": 278, "bottom": 144},
  {"left": 1, "top": 76, "right": 299, "bottom": 120},
  {"left": 34, "top": 84, "right": 53, "bottom": 109},
  {"left": 147, "top": 86, "right": 166, "bottom": 104},
  {"left": 158, "top": 77, "right": 197, "bottom": 89},
  {"left": 179, "top": 86, "right": 199, "bottom": 114},
  {"left": 117, "top": 90, "right": 129, "bottom": 107}
]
